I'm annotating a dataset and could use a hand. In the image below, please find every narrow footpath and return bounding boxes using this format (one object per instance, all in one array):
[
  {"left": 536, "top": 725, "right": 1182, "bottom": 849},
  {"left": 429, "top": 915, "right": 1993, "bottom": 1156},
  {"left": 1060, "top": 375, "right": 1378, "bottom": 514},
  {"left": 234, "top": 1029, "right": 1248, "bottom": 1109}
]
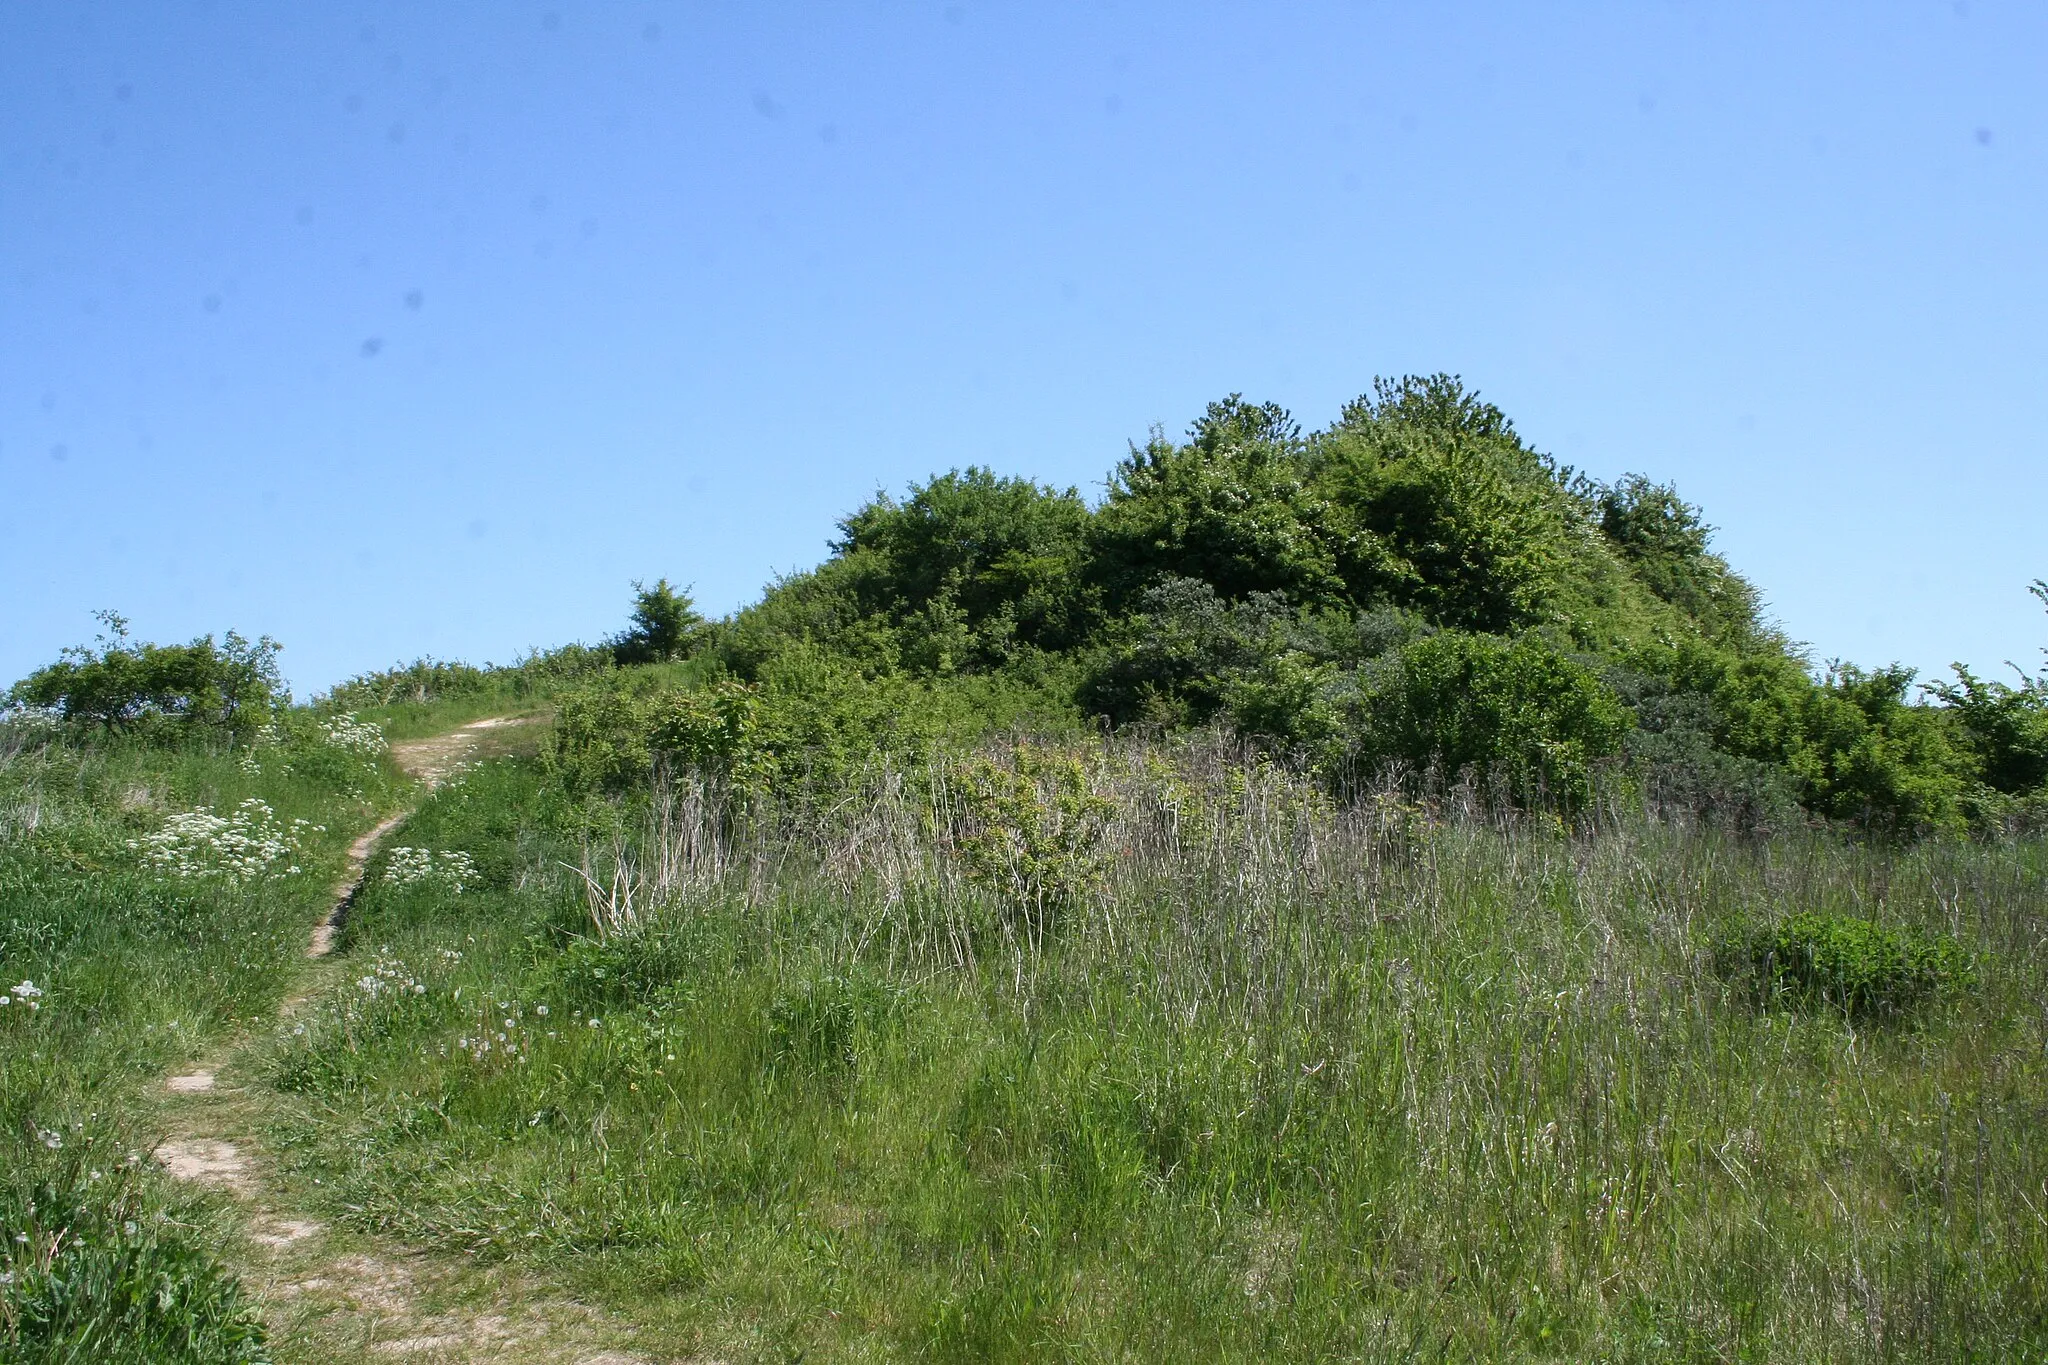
[{"left": 153, "top": 717, "right": 671, "bottom": 1365}]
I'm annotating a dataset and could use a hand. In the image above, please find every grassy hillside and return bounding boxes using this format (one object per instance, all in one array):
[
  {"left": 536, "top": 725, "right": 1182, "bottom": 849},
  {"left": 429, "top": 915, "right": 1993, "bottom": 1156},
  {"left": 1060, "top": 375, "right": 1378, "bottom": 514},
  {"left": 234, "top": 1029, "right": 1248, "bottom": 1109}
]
[
  {"left": 261, "top": 726, "right": 2047, "bottom": 1360},
  {"left": 5, "top": 377, "right": 2047, "bottom": 1360},
  {"left": 0, "top": 712, "right": 413, "bottom": 1360}
]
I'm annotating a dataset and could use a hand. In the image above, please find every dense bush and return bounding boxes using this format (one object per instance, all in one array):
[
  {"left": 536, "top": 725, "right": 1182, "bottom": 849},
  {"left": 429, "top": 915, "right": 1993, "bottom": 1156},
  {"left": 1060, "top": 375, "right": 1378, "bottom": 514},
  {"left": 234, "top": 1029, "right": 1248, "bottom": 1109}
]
[
  {"left": 1090, "top": 397, "right": 1341, "bottom": 610},
  {"left": 1352, "top": 630, "right": 1631, "bottom": 808},
  {"left": 7, "top": 612, "right": 281, "bottom": 742},
  {"left": 507, "top": 383, "right": 2048, "bottom": 833}
]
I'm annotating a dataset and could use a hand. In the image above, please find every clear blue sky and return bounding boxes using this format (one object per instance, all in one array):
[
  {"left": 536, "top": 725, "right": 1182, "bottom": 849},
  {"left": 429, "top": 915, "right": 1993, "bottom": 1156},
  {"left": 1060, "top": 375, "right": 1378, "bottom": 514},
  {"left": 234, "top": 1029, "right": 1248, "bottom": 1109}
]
[{"left": 5, "top": 1, "right": 2043, "bottom": 696}]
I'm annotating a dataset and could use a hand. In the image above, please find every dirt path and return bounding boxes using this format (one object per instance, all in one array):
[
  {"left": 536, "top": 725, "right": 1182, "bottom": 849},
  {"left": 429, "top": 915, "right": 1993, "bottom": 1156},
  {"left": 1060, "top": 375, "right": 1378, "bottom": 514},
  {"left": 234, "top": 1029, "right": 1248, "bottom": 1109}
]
[{"left": 154, "top": 717, "right": 673, "bottom": 1364}]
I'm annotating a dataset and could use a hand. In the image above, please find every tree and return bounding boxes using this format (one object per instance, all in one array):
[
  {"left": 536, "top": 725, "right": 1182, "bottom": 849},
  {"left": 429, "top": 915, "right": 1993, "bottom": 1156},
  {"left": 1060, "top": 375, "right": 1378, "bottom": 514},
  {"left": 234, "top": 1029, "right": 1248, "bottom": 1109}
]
[{"left": 614, "top": 579, "right": 704, "bottom": 664}]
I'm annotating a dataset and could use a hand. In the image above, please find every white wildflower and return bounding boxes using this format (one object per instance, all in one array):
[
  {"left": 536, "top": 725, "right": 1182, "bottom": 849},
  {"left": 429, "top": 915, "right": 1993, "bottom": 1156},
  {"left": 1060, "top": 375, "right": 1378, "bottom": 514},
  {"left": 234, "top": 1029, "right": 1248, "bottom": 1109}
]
[
  {"left": 129, "top": 800, "right": 311, "bottom": 882},
  {"left": 382, "top": 847, "right": 478, "bottom": 893},
  {"left": 319, "top": 712, "right": 387, "bottom": 756}
]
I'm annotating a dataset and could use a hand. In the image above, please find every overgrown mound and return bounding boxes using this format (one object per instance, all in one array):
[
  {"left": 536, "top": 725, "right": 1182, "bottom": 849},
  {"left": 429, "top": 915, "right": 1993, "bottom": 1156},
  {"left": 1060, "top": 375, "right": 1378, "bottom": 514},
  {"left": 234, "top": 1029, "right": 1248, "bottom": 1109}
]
[{"left": 616, "top": 376, "right": 2048, "bottom": 835}]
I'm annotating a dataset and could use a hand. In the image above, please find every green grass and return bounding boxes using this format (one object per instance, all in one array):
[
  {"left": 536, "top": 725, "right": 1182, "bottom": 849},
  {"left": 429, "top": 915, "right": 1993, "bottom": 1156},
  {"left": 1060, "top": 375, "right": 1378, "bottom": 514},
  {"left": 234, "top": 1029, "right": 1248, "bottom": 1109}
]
[
  {"left": 0, "top": 719, "right": 411, "bottom": 1362},
  {"left": 256, "top": 736, "right": 2048, "bottom": 1362}
]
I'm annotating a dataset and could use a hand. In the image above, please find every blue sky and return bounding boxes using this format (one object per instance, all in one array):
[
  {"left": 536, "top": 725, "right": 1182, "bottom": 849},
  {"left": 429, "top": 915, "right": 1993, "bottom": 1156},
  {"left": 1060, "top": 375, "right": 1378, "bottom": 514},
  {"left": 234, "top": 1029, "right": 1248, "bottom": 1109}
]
[{"left": 4, "top": 1, "right": 2043, "bottom": 695}]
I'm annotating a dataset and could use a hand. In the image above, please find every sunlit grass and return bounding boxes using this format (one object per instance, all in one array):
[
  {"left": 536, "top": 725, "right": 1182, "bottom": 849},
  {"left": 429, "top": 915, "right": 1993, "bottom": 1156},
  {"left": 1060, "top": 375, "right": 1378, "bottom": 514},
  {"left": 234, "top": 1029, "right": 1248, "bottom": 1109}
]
[
  {"left": 264, "top": 740, "right": 2048, "bottom": 1362},
  {"left": 0, "top": 719, "right": 410, "bottom": 1360}
]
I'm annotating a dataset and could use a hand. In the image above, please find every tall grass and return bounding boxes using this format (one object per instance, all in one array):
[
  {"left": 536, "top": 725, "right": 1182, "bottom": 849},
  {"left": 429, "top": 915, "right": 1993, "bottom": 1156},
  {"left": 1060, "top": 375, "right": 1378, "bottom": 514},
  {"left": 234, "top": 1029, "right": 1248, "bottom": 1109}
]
[{"left": 268, "top": 733, "right": 2048, "bottom": 1362}]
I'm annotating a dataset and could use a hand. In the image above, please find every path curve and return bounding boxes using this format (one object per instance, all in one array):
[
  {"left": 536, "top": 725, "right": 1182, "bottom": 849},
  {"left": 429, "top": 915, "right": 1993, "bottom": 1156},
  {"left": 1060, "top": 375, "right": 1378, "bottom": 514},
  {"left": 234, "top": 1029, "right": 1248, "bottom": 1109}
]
[{"left": 155, "top": 716, "right": 659, "bottom": 1362}]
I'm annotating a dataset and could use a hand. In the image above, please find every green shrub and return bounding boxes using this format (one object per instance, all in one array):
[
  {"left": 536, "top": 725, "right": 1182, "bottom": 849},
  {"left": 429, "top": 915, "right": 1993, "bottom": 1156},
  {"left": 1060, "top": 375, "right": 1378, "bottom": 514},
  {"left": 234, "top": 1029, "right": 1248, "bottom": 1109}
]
[
  {"left": 1089, "top": 396, "right": 1343, "bottom": 611},
  {"left": 1354, "top": 630, "right": 1630, "bottom": 809},
  {"left": 318, "top": 657, "right": 490, "bottom": 709},
  {"left": 1735, "top": 912, "right": 1973, "bottom": 1017},
  {"left": 952, "top": 744, "right": 1116, "bottom": 923},
  {"left": 7, "top": 613, "right": 281, "bottom": 743},
  {"left": 649, "top": 680, "right": 767, "bottom": 788},
  {"left": 548, "top": 674, "right": 675, "bottom": 795}
]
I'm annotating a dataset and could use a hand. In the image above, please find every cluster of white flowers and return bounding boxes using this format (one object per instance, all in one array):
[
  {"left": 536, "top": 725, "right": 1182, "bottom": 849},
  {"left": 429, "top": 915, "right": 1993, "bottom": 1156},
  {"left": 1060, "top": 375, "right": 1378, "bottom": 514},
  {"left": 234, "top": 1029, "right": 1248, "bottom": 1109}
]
[
  {"left": 128, "top": 798, "right": 321, "bottom": 881},
  {"left": 0, "top": 980, "right": 42, "bottom": 1013},
  {"left": 356, "top": 953, "right": 428, "bottom": 1000},
  {"left": 383, "top": 846, "right": 479, "bottom": 893},
  {"left": 320, "top": 712, "right": 387, "bottom": 756}
]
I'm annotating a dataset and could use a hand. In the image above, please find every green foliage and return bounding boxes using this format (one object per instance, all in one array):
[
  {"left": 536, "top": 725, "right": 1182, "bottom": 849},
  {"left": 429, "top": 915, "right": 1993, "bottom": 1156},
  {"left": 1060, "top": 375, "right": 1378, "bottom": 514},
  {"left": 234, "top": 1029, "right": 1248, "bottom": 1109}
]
[
  {"left": 1090, "top": 397, "right": 1342, "bottom": 610},
  {"left": 1354, "top": 630, "right": 1630, "bottom": 809},
  {"left": 952, "top": 744, "right": 1115, "bottom": 920},
  {"left": 1, "top": 1172, "right": 269, "bottom": 1364},
  {"left": 1800, "top": 664, "right": 1977, "bottom": 834},
  {"left": 319, "top": 657, "right": 489, "bottom": 708},
  {"left": 8, "top": 612, "right": 282, "bottom": 742},
  {"left": 612, "top": 578, "right": 705, "bottom": 665},
  {"left": 1606, "top": 665, "right": 1803, "bottom": 832},
  {"left": 0, "top": 687, "right": 398, "bottom": 1359},
  {"left": 1925, "top": 584, "right": 2048, "bottom": 809},
  {"left": 578, "top": 379, "right": 2040, "bottom": 834},
  {"left": 1929, "top": 665, "right": 2048, "bottom": 796},
  {"left": 833, "top": 467, "right": 1095, "bottom": 666},
  {"left": 1080, "top": 578, "right": 1303, "bottom": 727},
  {"left": 548, "top": 672, "right": 673, "bottom": 795},
  {"left": 1311, "top": 377, "right": 1581, "bottom": 634},
  {"left": 1734, "top": 911, "right": 1974, "bottom": 1017},
  {"left": 1638, "top": 643, "right": 1984, "bottom": 836},
  {"left": 649, "top": 679, "right": 768, "bottom": 787},
  {"left": 1594, "top": 474, "right": 1762, "bottom": 638}
]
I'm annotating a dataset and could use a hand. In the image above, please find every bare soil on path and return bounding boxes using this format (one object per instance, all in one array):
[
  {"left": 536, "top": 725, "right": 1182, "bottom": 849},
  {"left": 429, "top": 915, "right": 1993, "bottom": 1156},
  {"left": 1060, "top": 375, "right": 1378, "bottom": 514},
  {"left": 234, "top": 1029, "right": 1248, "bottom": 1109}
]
[{"left": 152, "top": 716, "right": 687, "bottom": 1364}]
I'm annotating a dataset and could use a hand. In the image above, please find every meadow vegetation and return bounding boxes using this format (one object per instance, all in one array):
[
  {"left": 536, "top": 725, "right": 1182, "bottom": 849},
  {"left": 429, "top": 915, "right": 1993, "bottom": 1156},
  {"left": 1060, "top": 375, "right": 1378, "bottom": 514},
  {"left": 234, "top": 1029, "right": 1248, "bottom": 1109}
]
[{"left": 5, "top": 376, "right": 2046, "bottom": 1360}]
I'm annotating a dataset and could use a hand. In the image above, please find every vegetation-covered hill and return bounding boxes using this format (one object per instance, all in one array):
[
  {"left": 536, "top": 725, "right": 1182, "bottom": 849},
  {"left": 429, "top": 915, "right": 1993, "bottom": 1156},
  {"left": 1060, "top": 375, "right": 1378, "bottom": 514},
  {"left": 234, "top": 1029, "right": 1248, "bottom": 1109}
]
[
  {"left": 542, "top": 375, "right": 2044, "bottom": 837},
  {"left": 4, "top": 377, "right": 2046, "bottom": 1361}
]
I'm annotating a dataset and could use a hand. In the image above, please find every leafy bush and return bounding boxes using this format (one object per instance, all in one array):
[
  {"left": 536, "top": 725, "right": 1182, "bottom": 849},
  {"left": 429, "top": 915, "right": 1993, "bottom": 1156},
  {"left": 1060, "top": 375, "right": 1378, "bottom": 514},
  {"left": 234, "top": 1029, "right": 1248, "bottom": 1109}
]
[
  {"left": 7, "top": 612, "right": 281, "bottom": 742},
  {"left": 1090, "top": 397, "right": 1341, "bottom": 611},
  {"left": 835, "top": 467, "right": 1096, "bottom": 665},
  {"left": 1353, "top": 630, "right": 1630, "bottom": 809},
  {"left": 319, "top": 657, "right": 490, "bottom": 709},
  {"left": 563, "top": 381, "right": 2044, "bottom": 834},
  {"left": 1080, "top": 579, "right": 1303, "bottom": 727},
  {"left": 1310, "top": 377, "right": 1582, "bottom": 635},
  {"left": 549, "top": 673, "right": 674, "bottom": 795},
  {"left": 951, "top": 744, "right": 1116, "bottom": 923},
  {"left": 1593, "top": 474, "right": 1762, "bottom": 639},
  {"left": 1733, "top": 912, "right": 1973, "bottom": 1017},
  {"left": 649, "top": 680, "right": 768, "bottom": 788}
]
